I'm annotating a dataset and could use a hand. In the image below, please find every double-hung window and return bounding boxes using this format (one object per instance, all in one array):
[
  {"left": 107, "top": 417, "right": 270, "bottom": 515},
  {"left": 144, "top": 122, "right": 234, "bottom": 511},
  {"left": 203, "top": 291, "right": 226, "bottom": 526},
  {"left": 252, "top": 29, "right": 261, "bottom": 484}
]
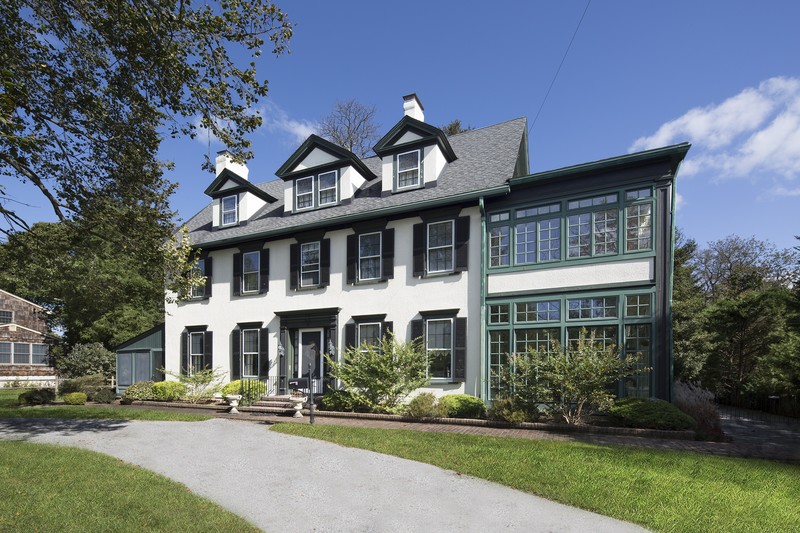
[
  {"left": 189, "top": 332, "right": 205, "bottom": 375},
  {"left": 242, "top": 251, "right": 260, "bottom": 293},
  {"left": 358, "top": 232, "right": 382, "bottom": 281},
  {"left": 295, "top": 176, "right": 314, "bottom": 210},
  {"left": 295, "top": 171, "right": 338, "bottom": 211},
  {"left": 221, "top": 195, "right": 238, "bottom": 226},
  {"left": 426, "top": 318, "right": 453, "bottom": 379},
  {"left": 13, "top": 343, "right": 30, "bottom": 364},
  {"left": 397, "top": 150, "right": 421, "bottom": 189},
  {"left": 318, "top": 171, "right": 337, "bottom": 206},
  {"left": 241, "top": 328, "right": 259, "bottom": 377},
  {"left": 300, "top": 242, "right": 321, "bottom": 287},
  {"left": 427, "top": 221, "right": 454, "bottom": 273},
  {"left": 31, "top": 344, "right": 48, "bottom": 365},
  {"left": 357, "top": 322, "right": 381, "bottom": 351},
  {"left": 0, "top": 310, "right": 12, "bottom": 324},
  {"left": 0, "top": 342, "right": 11, "bottom": 364}
]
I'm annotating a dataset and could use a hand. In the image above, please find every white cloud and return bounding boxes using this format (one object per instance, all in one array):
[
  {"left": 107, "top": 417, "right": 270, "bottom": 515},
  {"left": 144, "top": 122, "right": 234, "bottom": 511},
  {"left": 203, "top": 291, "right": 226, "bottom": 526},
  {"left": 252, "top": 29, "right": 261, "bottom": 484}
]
[
  {"left": 630, "top": 77, "right": 800, "bottom": 187},
  {"left": 257, "top": 101, "right": 318, "bottom": 144},
  {"left": 674, "top": 191, "right": 685, "bottom": 210}
]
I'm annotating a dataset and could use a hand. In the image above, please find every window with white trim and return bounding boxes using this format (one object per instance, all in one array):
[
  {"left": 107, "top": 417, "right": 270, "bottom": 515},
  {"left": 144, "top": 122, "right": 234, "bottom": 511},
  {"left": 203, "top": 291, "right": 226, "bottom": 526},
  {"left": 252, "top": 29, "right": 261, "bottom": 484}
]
[
  {"left": 0, "top": 342, "right": 48, "bottom": 365},
  {"left": 318, "top": 171, "right": 337, "bottom": 206},
  {"left": 357, "top": 323, "right": 381, "bottom": 351},
  {"left": 241, "top": 328, "right": 259, "bottom": 377},
  {"left": 31, "top": 344, "right": 48, "bottom": 365},
  {"left": 13, "top": 343, "right": 30, "bottom": 365},
  {"left": 0, "top": 310, "right": 12, "bottom": 324},
  {"left": 300, "top": 242, "right": 321, "bottom": 287},
  {"left": 189, "top": 332, "right": 204, "bottom": 375},
  {"left": 295, "top": 176, "right": 314, "bottom": 210},
  {"left": 221, "top": 195, "right": 238, "bottom": 226},
  {"left": 358, "top": 232, "right": 382, "bottom": 281},
  {"left": 0, "top": 342, "right": 11, "bottom": 364},
  {"left": 295, "top": 170, "right": 339, "bottom": 211},
  {"left": 397, "top": 150, "right": 421, "bottom": 189},
  {"left": 426, "top": 318, "right": 453, "bottom": 379},
  {"left": 242, "top": 251, "right": 260, "bottom": 293},
  {"left": 427, "top": 220, "right": 454, "bottom": 273}
]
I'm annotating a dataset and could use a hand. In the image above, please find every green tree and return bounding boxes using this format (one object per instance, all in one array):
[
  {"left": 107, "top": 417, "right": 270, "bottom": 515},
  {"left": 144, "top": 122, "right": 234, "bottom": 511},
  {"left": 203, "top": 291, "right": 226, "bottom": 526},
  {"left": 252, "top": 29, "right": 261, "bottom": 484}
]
[
  {"left": 440, "top": 119, "right": 473, "bottom": 136},
  {"left": 325, "top": 333, "right": 429, "bottom": 413},
  {"left": 55, "top": 343, "right": 115, "bottom": 379}
]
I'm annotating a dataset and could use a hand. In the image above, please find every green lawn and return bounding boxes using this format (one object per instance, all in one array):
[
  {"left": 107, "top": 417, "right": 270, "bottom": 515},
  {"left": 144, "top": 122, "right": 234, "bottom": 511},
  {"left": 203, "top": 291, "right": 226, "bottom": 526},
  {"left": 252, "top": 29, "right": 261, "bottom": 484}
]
[
  {"left": 0, "top": 441, "right": 258, "bottom": 532},
  {"left": 0, "top": 388, "right": 210, "bottom": 422},
  {"left": 272, "top": 423, "right": 800, "bottom": 533}
]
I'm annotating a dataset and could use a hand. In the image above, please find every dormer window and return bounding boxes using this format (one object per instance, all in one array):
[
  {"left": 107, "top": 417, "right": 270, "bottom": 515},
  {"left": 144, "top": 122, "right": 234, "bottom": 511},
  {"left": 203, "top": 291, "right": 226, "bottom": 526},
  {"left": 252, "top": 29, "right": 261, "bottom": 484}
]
[
  {"left": 295, "top": 170, "right": 339, "bottom": 211},
  {"left": 397, "top": 150, "right": 421, "bottom": 189},
  {"left": 221, "top": 195, "right": 238, "bottom": 226}
]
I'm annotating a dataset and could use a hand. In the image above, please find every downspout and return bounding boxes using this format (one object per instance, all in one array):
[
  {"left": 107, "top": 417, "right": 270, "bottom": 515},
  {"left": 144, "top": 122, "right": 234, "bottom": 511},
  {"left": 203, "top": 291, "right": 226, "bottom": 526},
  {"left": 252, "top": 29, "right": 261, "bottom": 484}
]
[{"left": 479, "top": 196, "right": 487, "bottom": 401}]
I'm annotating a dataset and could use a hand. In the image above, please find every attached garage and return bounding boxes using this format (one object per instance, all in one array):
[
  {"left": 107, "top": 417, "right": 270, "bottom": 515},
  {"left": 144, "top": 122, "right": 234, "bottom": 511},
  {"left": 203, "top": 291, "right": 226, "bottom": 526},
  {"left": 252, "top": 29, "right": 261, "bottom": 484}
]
[{"left": 116, "top": 323, "right": 165, "bottom": 395}]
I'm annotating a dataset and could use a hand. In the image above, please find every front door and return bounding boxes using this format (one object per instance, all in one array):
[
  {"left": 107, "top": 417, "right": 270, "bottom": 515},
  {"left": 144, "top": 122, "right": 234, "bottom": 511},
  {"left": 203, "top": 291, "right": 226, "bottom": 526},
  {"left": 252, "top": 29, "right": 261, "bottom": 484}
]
[{"left": 298, "top": 329, "right": 323, "bottom": 394}]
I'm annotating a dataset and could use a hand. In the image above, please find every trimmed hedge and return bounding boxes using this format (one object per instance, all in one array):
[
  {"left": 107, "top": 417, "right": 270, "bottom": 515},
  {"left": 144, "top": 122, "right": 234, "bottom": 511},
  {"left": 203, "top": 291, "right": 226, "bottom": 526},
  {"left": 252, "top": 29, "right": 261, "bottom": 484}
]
[
  {"left": 59, "top": 374, "right": 106, "bottom": 400},
  {"left": 18, "top": 388, "right": 55, "bottom": 406},
  {"left": 221, "top": 380, "right": 266, "bottom": 405},
  {"left": 439, "top": 394, "right": 486, "bottom": 419},
  {"left": 151, "top": 381, "right": 187, "bottom": 401},
  {"left": 609, "top": 398, "right": 697, "bottom": 431},
  {"left": 120, "top": 381, "right": 155, "bottom": 403},
  {"left": 404, "top": 393, "right": 445, "bottom": 418},
  {"left": 63, "top": 392, "right": 88, "bottom": 405},
  {"left": 93, "top": 388, "right": 116, "bottom": 404}
]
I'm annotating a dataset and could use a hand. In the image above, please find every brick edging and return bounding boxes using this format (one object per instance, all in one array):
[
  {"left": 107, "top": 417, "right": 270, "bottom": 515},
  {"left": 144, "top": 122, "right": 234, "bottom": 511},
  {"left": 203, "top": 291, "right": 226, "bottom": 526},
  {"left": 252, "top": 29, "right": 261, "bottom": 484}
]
[{"left": 129, "top": 400, "right": 695, "bottom": 440}]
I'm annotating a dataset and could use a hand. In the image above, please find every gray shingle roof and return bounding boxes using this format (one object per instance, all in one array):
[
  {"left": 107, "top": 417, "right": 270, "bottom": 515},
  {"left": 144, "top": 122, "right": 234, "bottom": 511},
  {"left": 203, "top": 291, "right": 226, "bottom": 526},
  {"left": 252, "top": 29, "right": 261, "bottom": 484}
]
[{"left": 185, "top": 117, "right": 527, "bottom": 248}]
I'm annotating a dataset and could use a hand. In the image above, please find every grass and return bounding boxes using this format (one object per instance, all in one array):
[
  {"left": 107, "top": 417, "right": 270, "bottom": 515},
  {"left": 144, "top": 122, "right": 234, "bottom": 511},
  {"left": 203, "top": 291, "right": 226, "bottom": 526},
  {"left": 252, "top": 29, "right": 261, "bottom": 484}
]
[
  {"left": 0, "top": 388, "right": 210, "bottom": 422},
  {"left": 0, "top": 441, "right": 258, "bottom": 532},
  {"left": 272, "top": 423, "right": 800, "bottom": 533}
]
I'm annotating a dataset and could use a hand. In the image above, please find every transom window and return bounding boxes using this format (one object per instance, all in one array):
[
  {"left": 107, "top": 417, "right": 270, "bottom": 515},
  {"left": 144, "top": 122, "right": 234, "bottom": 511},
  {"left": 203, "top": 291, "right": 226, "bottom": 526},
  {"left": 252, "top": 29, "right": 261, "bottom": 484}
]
[
  {"left": 300, "top": 242, "right": 321, "bottom": 287},
  {"left": 242, "top": 251, "right": 260, "bottom": 293},
  {"left": 357, "top": 323, "right": 381, "bottom": 350},
  {"left": 241, "top": 329, "right": 259, "bottom": 377},
  {"left": 221, "top": 195, "right": 238, "bottom": 226},
  {"left": 189, "top": 332, "right": 204, "bottom": 374},
  {"left": 517, "top": 203, "right": 560, "bottom": 218},
  {"left": 426, "top": 318, "right": 452, "bottom": 379},
  {"left": 625, "top": 294, "right": 652, "bottom": 317},
  {"left": 516, "top": 300, "right": 560, "bottom": 322},
  {"left": 567, "top": 297, "right": 618, "bottom": 320},
  {"left": 626, "top": 188, "right": 652, "bottom": 201},
  {"left": 0, "top": 310, "right": 12, "bottom": 324},
  {"left": 427, "top": 220, "right": 454, "bottom": 273},
  {"left": 568, "top": 193, "right": 618, "bottom": 210},
  {"left": 397, "top": 150, "right": 421, "bottom": 189},
  {"left": 191, "top": 259, "right": 206, "bottom": 299},
  {"left": 358, "top": 232, "right": 382, "bottom": 281}
]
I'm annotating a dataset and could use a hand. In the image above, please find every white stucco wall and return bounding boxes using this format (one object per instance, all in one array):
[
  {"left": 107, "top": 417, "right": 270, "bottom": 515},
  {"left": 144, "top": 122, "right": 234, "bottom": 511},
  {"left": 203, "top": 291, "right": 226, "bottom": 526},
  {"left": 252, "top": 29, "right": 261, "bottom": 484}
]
[
  {"left": 294, "top": 147, "right": 338, "bottom": 171},
  {"left": 486, "top": 258, "right": 654, "bottom": 295}
]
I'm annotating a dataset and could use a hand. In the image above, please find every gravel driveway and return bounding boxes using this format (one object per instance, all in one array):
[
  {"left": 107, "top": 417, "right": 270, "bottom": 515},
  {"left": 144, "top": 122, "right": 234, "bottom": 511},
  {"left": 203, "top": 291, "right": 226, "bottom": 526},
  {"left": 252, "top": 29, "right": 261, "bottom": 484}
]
[{"left": 0, "top": 418, "right": 647, "bottom": 532}]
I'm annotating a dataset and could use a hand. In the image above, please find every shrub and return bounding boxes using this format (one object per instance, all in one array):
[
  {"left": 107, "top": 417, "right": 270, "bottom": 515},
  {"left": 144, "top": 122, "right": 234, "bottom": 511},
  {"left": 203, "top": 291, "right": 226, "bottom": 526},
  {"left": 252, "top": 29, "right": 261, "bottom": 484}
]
[
  {"left": 121, "top": 381, "right": 155, "bottom": 403},
  {"left": 55, "top": 342, "right": 115, "bottom": 379},
  {"left": 59, "top": 374, "right": 106, "bottom": 399},
  {"left": 674, "top": 380, "right": 724, "bottom": 440},
  {"left": 609, "top": 398, "right": 697, "bottom": 431},
  {"left": 439, "top": 394, "right": 486, "bottom": 419},
  {"left": 404, "top": 393, "right": 446, "bottom": 418},
  {"left": 18, "top": 388, "right": 56, "bottom": 405},
  {"left": 93, "top": 388, "right": 116, "bottom": 404},
  {"left": 63, "top": 392, "right": 88, "bottom": 405},
  {"left": 151, "top": 381, "right": 187, "bottom": 401},
  {"left": 325, "top": 332, "right": 429, "bottom": 413},
  {"left": 487, "top": 396, "right": 529, "bottom": 425},
  {"left": 162, "top": 368, "right": 225, "bottom": 404},
  {"left": 221, "top": 379, "right": 266, "bottom": 405},
  {"left": 320, "top": 389, "right": 360, "bottom": 412}
]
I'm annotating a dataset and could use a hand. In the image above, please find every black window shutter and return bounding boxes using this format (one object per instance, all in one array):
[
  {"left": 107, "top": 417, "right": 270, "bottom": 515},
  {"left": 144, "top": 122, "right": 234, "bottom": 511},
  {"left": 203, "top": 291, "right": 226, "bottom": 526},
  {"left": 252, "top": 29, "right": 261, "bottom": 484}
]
[
  {"left": 259, "top": 327, "right": 269, "bottom": 378},
  {"left": 289, "top": 243, "right": 299, "bottom": 290},
  {"left": 454, "top": 317, "right": 467, "bottom": 381},
  {"left": 410, "top": 319, "right": 424, "bottom": 345},
  {"left": 455, "top": 216, "right": 470, "bottom": 272},
  {"left": 382, "top": 321, "right": 393, "bottom": 342},
  {"left": 232, "top": 253, "right": 243, "bottom": 296},
  {"left": 412, "top": 223, "right": 425, "bottom": 277},
  {"left": 231, "top": 329, "right": 241, "bottom": 380},
  {"left": 346, "top": 234, "right": 357, "bottom": 284},
  {"left": 344, "top": 323, "right": 356, "bottom": 350},
  {"left": 203, "top": 331, "right": 213, "bottom": 370},
  {"left": 320, "top": 238, "right": 331, "bottom": 287},
  {"left": 259, "top": 249, "right": 270, "bottom": 294},
  {"left": 204, "top": 257, "right": 213, "bottom": 298},
  {"left": 382, "top": 228, "right": 395, "bottom": 280},
  {"left": 180, "top": 332, "right": 188, "bottom": 374}
]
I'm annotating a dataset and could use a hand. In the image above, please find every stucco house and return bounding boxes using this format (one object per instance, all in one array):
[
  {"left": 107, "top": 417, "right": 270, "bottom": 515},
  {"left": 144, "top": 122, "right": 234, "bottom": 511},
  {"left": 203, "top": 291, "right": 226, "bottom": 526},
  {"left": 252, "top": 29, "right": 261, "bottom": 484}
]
[
  {"left": 160, "top": 94, "right": 688, "bottom": 402},
  {"left": 0, "top": 289, "right": 55, "bottom": 387}
]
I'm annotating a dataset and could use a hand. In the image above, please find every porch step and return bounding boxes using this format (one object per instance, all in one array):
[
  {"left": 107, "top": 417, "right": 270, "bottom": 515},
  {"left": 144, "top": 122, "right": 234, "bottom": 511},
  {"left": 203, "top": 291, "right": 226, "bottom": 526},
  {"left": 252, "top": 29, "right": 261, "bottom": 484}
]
[{"left": 252, "top": 400, "right": 297, "bottom": 409}]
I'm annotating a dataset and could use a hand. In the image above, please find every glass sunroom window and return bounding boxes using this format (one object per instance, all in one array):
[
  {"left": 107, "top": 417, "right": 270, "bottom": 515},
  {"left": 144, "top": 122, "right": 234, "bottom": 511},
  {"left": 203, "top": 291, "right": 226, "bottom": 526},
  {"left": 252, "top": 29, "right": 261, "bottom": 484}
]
[
  {"left": 626, "top": 204, "right": 652, "bottom": 251},
  {"left": 490, "top": 226, "right": 510, "bottom": 267}
]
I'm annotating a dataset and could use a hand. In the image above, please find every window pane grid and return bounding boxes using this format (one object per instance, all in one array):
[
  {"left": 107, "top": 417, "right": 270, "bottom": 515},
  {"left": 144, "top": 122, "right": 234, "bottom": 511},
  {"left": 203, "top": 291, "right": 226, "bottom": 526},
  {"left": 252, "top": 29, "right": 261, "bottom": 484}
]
[
  {"left": 625, "top": 324, "right": 651, "bottom": 398},
  {"left": 221, "top": 195, "right": 238, "bottom": 225},
  {"left": 300, "top": 242, "right": 320, "bottom": 287},
  {"left": 489, "top": 330, "right": 510, "bottom": 398},
  {"left": 189, "top": 332, "right": 204, "bottom": 374},
  {"left": 593, "top": 210, "right": 618, "bottom": 255},
  {"left": 358, "top": 233, "right": 381, "bottom": 281},
  {"left": 489, "top": 304, "right": 509, "bottom": 324},
  {"left": 515, "top": 222, "right": 536, "bottom": 264},
  {"left": 567, "top": 213, "right": 591, "bottom": 258},
  {"left": 397, "top": 150, "right": 420, "bottom": 188},
  {"left": 0, "top": 342, "right": 11, "bottom": 364},
  {"left": 538, "top": 218, "right": 560, "bottom": 261},
  {"left": 426, "top": 319, "right": 452, "bottom": 379},
  {"left": 0, "top": 311, "right": 12, "bottom": 324},
  {"left": 357, "top": 323, "right": 381, "bottom": 350},
  {"left": 427, "top": 221, "right": 454, "bottom": 273},
  {"left": 626, "top": 204, "right": 652, "bottom": 251},
  {"left": 242, "top": 329, "right": 259, "bottom": 377},
  {"left": 318, "top": 171, "right": 337, "bottom": 206},
  {"left": 625, "top": 294, "right": 652, "bottom": 317},
  {"left": 567, "top": 297, "right": 618, "bottom": 320},
  {"left": 515, "top": 327, "right": 558, "bottom": 354},
  {"left": 567, "top": 326, "right": 618, "bottom": 350},
  {"left": 31, "top": 344, "right": 48, "bottom": 365},
  {"left": 191, "top": 259, "right": 205, "bottom": 298},
  {"left": 296, "top": 176, "right": 314, "bottom": 209},
  {"left": 13, "top": 343, "right": 30, "bottom": 364},
  {"left": 489, "top": 226, "right": 510, "bottom": 267},
  {"left": 516, "top": 300, "right": 560, "bottom": 322},
  {"left": 242, "top": 251, "right": 259, "bottom": 293}
]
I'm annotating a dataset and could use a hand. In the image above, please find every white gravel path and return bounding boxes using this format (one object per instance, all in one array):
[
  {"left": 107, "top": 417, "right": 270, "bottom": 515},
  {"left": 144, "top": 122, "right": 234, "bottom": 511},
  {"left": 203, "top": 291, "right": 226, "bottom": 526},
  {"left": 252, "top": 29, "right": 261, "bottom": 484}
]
[{"left": 0, "top": 418, "right": 648, "bottom": 532}]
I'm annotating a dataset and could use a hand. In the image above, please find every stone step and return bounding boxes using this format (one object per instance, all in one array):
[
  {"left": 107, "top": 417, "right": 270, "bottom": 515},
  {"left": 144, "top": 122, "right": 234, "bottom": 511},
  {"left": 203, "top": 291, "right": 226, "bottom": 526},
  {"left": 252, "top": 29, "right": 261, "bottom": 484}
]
[{"left": 253, "top": 400, "right": 297, "bottom": 408}]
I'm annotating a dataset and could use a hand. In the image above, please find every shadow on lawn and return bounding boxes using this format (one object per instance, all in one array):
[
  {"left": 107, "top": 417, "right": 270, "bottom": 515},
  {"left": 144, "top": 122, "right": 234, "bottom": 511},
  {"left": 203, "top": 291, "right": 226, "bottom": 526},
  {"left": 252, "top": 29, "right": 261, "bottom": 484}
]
[{"left": 0, "top": 418, "right": 129, "bottom": 441}]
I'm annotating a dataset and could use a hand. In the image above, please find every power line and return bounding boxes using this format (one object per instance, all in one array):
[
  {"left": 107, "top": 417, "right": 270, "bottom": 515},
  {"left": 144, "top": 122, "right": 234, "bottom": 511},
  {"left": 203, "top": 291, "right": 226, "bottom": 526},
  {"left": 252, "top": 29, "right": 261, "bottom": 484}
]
[{"left": 530, "top": 0, "right": 592, "bottom": 133}]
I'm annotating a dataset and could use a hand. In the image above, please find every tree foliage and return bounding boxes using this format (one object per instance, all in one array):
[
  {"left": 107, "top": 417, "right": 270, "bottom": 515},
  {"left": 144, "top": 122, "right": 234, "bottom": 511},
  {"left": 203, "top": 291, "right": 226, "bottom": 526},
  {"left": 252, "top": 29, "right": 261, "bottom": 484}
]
[
  {"left": 1, "top": 0, "right": 293, "bottom": 232},
  {"left": 319, "top": 99, "right": 380, "bottom": 158},
  {"left": 440, "top": 119, "right": 473, "bottom": 136},
  {"left": 325, "top": 332, "right": 429, "bottom": 413},
  {"left": 55, "top": 343, "right": 115, "bottom": 379}
]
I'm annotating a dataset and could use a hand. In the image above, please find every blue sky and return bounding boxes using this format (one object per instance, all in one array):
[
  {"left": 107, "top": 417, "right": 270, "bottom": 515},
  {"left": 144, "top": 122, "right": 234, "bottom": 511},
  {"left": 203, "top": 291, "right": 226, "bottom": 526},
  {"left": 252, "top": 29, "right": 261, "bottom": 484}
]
[{"left": 11, "top": 1, "right": 800, "bottom": 250}]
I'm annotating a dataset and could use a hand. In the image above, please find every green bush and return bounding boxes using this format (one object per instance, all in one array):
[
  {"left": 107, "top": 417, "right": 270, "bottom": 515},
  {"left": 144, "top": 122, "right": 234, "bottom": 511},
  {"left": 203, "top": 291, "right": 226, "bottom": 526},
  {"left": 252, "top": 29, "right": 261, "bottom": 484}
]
[
  {"left": 59, "top": 374, "right": 106, "bottom": 399},
  {"left": 403, "top": 392, "right": 445, "bottom": 418},
  {"left": 63, "top": 392, "right": 88, "bottom": 405},
  {"left": 221, "top": 379, "right": 266, "bottom": 405},
  {"left": 439, "top": 394, "right": 486, "bottom": 419},
  {"left": 151, "top": 381, "right": 187, "bottom": 401},
  {"left": 121, "top": 381, "right": 155, "bottom": 403},
  {"left": 55, "top": 342, "right": 115, "bottom": 379},
  {"left": 18, "top": 388, "right": 55, "bottom": 405},
  {"left": 487, "top": 396, "right": 529, "bottom": 425},
  {"left": 93, "top": 388, "right": 116, "bottom": 404},
  {"left": 320, "top": 389, "right": 359, "bottom": 412},
  {"left": 609, "top": 398, "right": 697, "bottom": 431}
]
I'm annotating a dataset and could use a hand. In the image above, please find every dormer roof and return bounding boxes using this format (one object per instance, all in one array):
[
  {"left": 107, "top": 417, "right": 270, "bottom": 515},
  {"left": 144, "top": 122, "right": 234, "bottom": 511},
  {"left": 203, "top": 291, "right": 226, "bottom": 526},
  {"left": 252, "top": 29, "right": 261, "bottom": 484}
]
[
  {"left": 275, "top": 134, "right": 377, "bottom": 181},
  {"left": 373, "top": 116, "right": 457, "bottom": 162},
  {"left": 203, "top": 168, "right": 278, "bottom": 203}
]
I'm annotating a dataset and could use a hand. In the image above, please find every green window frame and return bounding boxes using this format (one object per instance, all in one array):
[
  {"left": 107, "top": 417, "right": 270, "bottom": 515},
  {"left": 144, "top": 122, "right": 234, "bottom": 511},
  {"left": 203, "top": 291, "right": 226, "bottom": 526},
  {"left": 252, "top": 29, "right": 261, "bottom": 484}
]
[
  {"left": 625, "top": 294, "right": 652, "bottom": 317},
  {"left": 567, "top": 297, "right": 618, "bottom": 320},
  {"left": 624, "top": 324, "right": 651, "bottom": 398},
  {"left": 490, "top": 226, "right": 510, "bottom": 267},
  {"left": 489, "top": 304, "right": 510, "bottom": 324}
]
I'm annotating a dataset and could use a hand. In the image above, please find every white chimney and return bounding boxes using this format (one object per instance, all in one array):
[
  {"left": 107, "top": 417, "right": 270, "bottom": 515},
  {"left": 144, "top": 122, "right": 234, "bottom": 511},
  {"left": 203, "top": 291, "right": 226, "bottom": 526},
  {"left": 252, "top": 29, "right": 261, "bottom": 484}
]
[
  {"left": 403, "top": 93, "right": 425, "bottom": 122},
  {"left": 215, "top": 150, "right": 249, "bottom": 180}
]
